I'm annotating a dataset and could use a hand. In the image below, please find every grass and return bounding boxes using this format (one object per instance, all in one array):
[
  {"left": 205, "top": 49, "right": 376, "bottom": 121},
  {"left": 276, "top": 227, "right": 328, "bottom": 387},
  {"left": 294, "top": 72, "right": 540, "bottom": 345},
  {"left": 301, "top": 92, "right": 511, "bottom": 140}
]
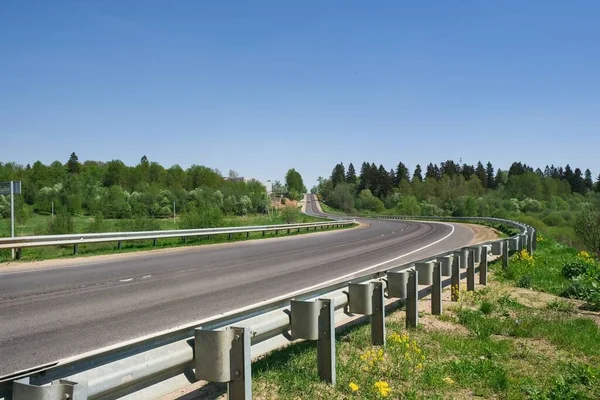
[
  {"left": 491, "top": 234, "right": 600, "bottom": 310},
  {"left": 0, "top": 211, "right": 355, "bottom": 263},
  {"left": 249, "top": 281, "right": 600, "bottom": 399}
]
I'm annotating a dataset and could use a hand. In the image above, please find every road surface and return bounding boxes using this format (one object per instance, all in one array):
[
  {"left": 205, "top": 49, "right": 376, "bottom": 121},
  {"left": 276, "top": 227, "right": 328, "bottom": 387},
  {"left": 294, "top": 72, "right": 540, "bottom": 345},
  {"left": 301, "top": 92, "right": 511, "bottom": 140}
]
[{"left": 0, "top": 196, "right": 473, "bottom": 376}]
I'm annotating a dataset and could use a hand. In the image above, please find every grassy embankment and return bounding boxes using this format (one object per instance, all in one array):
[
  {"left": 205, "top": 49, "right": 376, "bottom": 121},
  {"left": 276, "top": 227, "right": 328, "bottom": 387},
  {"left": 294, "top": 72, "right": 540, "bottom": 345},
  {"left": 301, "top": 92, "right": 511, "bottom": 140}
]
[
  {"left": 245, "top": 225, "right": 600, "bottom": 399},
  {"left": 0, "top": 211, "right": 355, "bottom": 263}
]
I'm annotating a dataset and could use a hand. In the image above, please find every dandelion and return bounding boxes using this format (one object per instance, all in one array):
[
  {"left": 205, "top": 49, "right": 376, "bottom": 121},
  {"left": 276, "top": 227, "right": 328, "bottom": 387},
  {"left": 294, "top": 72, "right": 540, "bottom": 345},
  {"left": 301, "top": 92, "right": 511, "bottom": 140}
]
[
  {"left": 416, "top": 363, "right": 423, "bottom": 370},
  {"left": 349, "top": 382, "right": 359, "bottom": 392},
  {"left": 374, "top": 381, "right": 392, "bottom": 397},
  {"left": 443, "top": 377, "right": 455, "bottom": 384}
]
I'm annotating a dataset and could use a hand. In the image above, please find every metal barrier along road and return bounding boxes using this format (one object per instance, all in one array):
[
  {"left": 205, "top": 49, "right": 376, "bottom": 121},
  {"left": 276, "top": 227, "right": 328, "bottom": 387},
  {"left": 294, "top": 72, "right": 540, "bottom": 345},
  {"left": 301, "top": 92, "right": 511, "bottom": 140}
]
[
  {"left": 0, "top": 216, "right": 535, "bottom": 400},
  {"left": 0, "top": 220, "right": 356, "bottom": 259}
]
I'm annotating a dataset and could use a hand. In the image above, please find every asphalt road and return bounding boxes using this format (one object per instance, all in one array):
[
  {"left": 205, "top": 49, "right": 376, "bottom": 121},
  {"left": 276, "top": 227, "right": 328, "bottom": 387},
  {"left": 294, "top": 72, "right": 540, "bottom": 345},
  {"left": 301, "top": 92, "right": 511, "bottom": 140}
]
[{"left": 0, "top": 196, "right": 473, "bottom": 376}]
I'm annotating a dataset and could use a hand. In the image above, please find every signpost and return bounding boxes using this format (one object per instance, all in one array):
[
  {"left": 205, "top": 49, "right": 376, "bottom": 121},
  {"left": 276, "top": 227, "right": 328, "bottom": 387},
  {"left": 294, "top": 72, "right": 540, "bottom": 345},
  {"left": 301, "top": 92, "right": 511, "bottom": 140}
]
[{"left": 1, "top": 181, "right": 21, "bottom": 259}]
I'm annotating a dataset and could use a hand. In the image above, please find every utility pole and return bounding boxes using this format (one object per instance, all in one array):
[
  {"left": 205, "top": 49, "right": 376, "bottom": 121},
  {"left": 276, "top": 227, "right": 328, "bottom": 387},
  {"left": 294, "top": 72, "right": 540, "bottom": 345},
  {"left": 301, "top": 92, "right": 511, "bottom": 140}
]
[
  {"left": 10, "top": 181, "right": 14, "bottom": 260},
  {"left": 173, "top": 201, "right": 176, "bottom": 225}
]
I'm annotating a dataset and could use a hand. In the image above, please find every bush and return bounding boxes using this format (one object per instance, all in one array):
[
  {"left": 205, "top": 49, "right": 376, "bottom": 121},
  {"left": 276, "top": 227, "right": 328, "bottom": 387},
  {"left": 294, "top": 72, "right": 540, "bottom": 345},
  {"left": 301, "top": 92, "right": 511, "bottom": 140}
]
[
  {"left": 543, "top": 212, "right": 566, "bottom": 227},
  {"left": 47, "top": 212, "right": 74, "bottom": 235},
  {"left": 280, "top": 205, "right": 301, "bottom": 224},
  {"left": 87, "top": 213, "right": 107, "bottom": 233},
  {"left": 562, "top": 259, "right": 597, "bottom": 279},
  {"left": 180, "top": 207, "right": 223, "bottom": 229}
]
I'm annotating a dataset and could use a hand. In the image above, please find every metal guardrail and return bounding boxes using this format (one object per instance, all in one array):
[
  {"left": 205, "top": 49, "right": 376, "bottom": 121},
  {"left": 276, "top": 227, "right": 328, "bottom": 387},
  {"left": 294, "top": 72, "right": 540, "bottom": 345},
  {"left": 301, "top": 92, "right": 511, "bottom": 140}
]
[
  {"left": 0, "top": 220, "right": 356, "bottom": 257},
  {"left": 0, "top": 215, "right": 535, "bottom": 400}
]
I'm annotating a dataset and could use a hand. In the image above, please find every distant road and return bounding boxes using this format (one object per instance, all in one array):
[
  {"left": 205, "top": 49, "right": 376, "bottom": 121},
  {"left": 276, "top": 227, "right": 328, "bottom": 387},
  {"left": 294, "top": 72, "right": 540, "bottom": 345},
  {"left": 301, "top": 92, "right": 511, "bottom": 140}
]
[{"left": 0, "top": 195, "right": 473, "bottom": 376}]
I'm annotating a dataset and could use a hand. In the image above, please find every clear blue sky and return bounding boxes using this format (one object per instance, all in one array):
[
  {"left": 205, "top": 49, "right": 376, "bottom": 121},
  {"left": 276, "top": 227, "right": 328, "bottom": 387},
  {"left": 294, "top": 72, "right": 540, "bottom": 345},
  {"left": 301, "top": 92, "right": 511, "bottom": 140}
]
[{"left": 1, "top": 1, "right": 599, "bottom": 187}]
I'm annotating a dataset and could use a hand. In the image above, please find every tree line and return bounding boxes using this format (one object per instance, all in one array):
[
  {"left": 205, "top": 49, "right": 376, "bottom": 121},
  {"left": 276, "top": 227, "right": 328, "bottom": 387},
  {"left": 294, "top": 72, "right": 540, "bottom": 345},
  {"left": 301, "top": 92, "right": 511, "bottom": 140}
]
[
  {"left": 0, "top": 153, "right": 305, "bottom": 231},
  {"left": 315, "top": 159, "right": 600, "bottom": 247}
]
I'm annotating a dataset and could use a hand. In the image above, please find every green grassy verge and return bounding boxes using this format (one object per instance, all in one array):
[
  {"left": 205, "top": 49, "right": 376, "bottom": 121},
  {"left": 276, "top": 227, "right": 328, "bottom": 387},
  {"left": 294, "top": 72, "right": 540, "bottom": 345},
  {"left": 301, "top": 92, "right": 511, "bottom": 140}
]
[
  {"left": 0, "top": 213, "right": 355, "bottom": 263},
  {"left": 492, "top": 234, "right": 600, "bottom": 310},
  {"left": 251, "top": 281, "right": 600, "bottom": 399}
]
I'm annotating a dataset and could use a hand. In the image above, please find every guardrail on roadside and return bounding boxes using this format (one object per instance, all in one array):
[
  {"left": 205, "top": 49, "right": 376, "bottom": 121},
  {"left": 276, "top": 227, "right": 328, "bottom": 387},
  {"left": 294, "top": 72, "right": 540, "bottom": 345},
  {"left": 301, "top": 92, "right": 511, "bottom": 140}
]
[
  {"left": 0, "top": 215, "right": 535, "bottom": 400},
  {"left": 0, "top": 220, "right": 356, "bottom": 259}
]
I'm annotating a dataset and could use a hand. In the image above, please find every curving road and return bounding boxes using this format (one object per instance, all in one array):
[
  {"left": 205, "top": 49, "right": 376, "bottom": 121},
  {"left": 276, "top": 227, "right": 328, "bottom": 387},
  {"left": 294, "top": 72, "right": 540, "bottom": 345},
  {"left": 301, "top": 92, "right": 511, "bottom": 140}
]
[{"left": 0, "top": 196, "right": 474, "bottom": 376}]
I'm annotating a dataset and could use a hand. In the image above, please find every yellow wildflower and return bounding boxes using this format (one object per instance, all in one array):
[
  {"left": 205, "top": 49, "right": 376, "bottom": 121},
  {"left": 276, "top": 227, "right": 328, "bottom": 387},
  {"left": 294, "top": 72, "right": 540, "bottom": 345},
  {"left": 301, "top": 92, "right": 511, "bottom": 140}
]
[
  {"left": 374, "top": 381, "right": 392, "bottom": 397},
  {"left": 349, "top": 382, "right": 359, "bottom": 392},
  {"left": 443, "top": 377, "right": 455, "bottom": 384},
  {"left": 416, "top": 363, "right": 423, "bottom": 370}
]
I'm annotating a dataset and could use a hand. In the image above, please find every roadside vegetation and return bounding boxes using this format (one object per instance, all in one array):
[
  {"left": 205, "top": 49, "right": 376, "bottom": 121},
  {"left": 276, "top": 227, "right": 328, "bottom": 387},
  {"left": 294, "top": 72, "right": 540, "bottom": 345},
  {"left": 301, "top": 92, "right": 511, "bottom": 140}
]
[
  {"left": 314, "top": 160, "right": 600, "bottom": 251},
  {"left": 251, "top": 244, "right": 600, "bottom": 399},
  {"left": 247, "top": 158, "right": 600, "bottom": 399},
  {"left": 0, "top": 155, "right": 342, "bottom": 262}
]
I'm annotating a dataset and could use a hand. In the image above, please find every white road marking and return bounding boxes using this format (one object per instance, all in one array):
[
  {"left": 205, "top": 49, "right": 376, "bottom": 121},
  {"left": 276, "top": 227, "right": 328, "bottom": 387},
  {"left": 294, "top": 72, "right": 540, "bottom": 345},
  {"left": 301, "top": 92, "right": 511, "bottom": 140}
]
[
  {"left": 119, "top": 278, "right": 133, "bottom": 282},
  {"left": 141, "top": 275, "right": 152, "bottom": 279}
]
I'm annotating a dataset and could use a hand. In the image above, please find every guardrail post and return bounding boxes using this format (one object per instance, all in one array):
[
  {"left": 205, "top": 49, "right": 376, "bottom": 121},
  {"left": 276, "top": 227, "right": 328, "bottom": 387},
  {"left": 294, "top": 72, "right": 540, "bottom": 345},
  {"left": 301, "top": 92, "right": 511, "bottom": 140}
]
[
  {"left": 479, "top": 246, "right": 488, "bottom": 286},
  {"left": 117, "top": 240, "right": 122, "bottom": 250},
  {"left": 503, "top": 239, "right": 510, "bottom": 269},
  {"left": 532, "top": 229, "right": 537, "bottom": 252},
  {"left": 406, "top": 269, "right": 419, "bottom": 328},
  {"left": 371, "top": 281, "right": 385, "bottom": 346},
  {"left": 153, "top": 238, "right": 157, "bottom": 246},
  {"left": 287, "top": 228, "right": 291, "bottom": 234},
  {"left": 415, "top": 262, "right": 434, "bottom": 285},
  {"left": 13, "top": 377, "right": 88, "bottom": 400},
  {"left": 73, "top": 244, "right": 78, "bottom": 255},
  {"left": 348, "top": 282, "right": 386, "bottom": 345},
  {"left": 16, "top": 247, "right": 22, "bottom": 260},
  {"left": 195, "top": 326, "right": 252, "bottom": 400},
  {"left": 432, "top": 262, "right": 442, "bottom": 315},
  {"left": 441, "top": 255, "right": 453, "bottom": 277},
  {"left": 387, "top": 269, "right": 409, "bottom": 299},
  {"left": 451, "top": 254, "right": 460, "bottom": 302},
  {"left": 183, "top": 236, "right": 187, "bottom": 243},
  {"left": 246, "top": 232, "right": 249, "bottom": 238},
  {"left": 291, "top": 298, "right": 336, "bottom": 384},
  {"left": 527, "top": 229, "right": 533, "bottom": 255},
  {"left": 228, "top": 233, "right": 232, "bottom": 240},
  {"left": 467, "top": 249, "right": 475, "bottom": 291},
  {"left": 262, "top": 230, "right": 265, "bottom": 236},
  {"left": 459, "top": 248, "right": 469, "bottom": 269}
]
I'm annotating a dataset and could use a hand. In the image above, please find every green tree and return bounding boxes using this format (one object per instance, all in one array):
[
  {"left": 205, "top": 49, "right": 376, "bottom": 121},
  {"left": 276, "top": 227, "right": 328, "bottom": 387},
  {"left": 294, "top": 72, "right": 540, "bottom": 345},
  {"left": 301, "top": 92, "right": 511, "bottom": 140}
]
[
  {"left": 413, "top": 165, "right": 423, "bottom": 182},
  {"left": 475, "top": 161, "right": 486, "bottom": 188},
  {"left": 346, "top": 163, "right": 357, "bottom": 184},
  {"left": 485, "top": 162, "right": 495, "bottom": 189},
  {"left": 66, "top": 152, "right": 81, "bottom": 174},
  {"left": 329, "top": 183, "right": 355, "bottom": 212},
  {"left": 394, "top": 162, "right": 410, "bottom": 186},
  {"left": 584, "top": 169, "right": 594, "bottom": 192},
  {"left": 330, "top": 163, "right": 346, "bottom": 187},
  {"left": 285, "top": 168, "right": 306, "bottom": 194}
]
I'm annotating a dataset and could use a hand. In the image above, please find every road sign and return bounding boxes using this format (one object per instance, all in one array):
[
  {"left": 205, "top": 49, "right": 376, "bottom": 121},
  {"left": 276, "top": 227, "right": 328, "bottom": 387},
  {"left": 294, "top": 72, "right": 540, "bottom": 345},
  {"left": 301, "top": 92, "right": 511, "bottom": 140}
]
[{"left": 0, "top": 181, "right": 21, "bottom": 195}]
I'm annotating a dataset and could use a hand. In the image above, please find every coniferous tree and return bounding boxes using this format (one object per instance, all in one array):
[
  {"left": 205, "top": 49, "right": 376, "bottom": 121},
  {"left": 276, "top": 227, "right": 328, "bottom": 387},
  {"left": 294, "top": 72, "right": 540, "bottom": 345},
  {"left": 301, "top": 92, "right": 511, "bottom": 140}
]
[
  {"left": 461, "top": 164, "right": 475, "bottom": 180},
  {"left": 413, "top": 165, "right": 423, "bottom": 182},
  {"left": 425, "top": 163, "right": 438, "bottom": 180},
  {"left": 485, "top": 162, "right": 495, "bottom": 189},
  {"left": 475, "top": 162, "right": 486, "bottom": 188},
  {"left": 572, "top": 168, "right": 586, "bottom": 194},
  {"left": 394, "top": 162, "right": 410, "bottom": 186},
  {"left": 66, "top": 152, "right": 81, "bottom": 174},
  {"left": 330, "top": 163, "right": 346, "bottom": 187},
  {"left": 346, "top": 163, "right": 357, "bottom": 184},
  {"left": 584, "top": 169, "right": 593, "bottom": 192}
]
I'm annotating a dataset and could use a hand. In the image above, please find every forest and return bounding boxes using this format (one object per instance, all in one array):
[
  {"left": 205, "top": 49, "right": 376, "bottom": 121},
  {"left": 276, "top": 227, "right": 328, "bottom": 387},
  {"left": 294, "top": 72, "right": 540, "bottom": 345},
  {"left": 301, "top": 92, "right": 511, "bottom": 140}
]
[
  {"left": 0, "top": 153, "right": 306, "bottom": 234},
  {"left": 315, "top": 160, "right": 600, "bottom": 250}
]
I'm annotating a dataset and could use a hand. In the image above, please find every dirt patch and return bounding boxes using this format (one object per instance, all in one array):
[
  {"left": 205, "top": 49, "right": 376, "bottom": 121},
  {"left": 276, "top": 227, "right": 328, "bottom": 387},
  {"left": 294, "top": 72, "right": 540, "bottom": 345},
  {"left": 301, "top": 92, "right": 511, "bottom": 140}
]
[{"left": 463, "top": 223, "right": 502, "bottom": 245}]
